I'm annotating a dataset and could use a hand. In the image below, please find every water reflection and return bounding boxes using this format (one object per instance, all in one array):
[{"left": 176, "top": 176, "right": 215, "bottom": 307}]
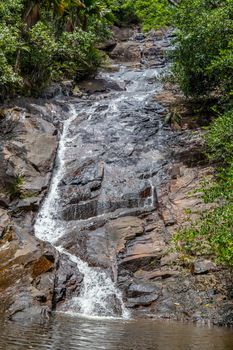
[{"left": 0, "top": 314, "right": 233, "bottom": 350}]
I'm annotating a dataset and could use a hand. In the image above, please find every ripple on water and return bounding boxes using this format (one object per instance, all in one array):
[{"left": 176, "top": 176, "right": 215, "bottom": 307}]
[{"left": 0, "top": 316, "right": 233, "bottom": 350}]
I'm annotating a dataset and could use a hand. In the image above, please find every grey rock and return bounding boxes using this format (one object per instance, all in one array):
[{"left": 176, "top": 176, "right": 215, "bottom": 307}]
[
  {"left": 128, "top": 281, "right": 162, "bottom": 297},
  {"left": 127, "top": 294, "right": 159, "bottom": 307},
  {"left": 192, "top": 260, "right": 215, "bottom": 274}
]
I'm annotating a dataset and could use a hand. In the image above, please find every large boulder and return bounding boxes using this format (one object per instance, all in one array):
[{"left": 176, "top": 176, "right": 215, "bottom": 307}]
[{"left": 110, "top": 42, "right": 142, "bottom": 62}]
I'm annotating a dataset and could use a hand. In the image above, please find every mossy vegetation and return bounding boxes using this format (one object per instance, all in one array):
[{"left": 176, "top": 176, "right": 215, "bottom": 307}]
[{"left": 8, "top": 175, "right": 25, "bottom": 199}]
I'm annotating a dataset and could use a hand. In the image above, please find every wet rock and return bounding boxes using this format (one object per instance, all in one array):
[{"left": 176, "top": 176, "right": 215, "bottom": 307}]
[
  {"left": 106, "top": 216, "right": 144, "bottom": 252},
  {"left": 0, "top": 225, "right": 56, "bottom": 318},
  {"left": 155, "top": 298, "right": 177, "bottom": 315},
  {"left": 128, "top": 281, "right": 162, "bottom": 297},
  {"left": 79, "top": 78, "right": 125, "bottom": 94},
  {"left": 133, "top": 33, "right": 145, "bottom": 41},
  {"left": 13, "top": 196, "right": 40, "bottom": 212},
  {"left": 0, "top": 101, "right": 79, "bottom": 320},
  {"left": 97, "top": 39, "right": 117, "bottom": 52},
  {"left": 0, "top": 197, "right": 9, "bottom": 209},
  {"left": 0, "top": 106, "right": 58, "bottom": 197},
  {"left": 41, "top": 81, "right": 74, "bottom": 99},
  {"left": 53, "top": 253, "right": 83, "bottom": 306},
  {"left": 0, "top": 28, "right": 232, "bottom": 326},
  {"left": 218, "top": 304, "right": 233, "bottom": 326},
  {"left": 119, "top": 218, "right": 167, "bottom": 267},
  {"left": 41, "top": 83, "right": 62, "bottom": 99},
  {"left": 32, "top": 255, "right": 55, "bottom": 278},
  {"left": 61, "top": 80, "right": 74, "bottom": 96}
]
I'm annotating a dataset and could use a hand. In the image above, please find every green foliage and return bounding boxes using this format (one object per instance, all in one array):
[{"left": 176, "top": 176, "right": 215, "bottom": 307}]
[
  {"left": 56, "top": 28, "right": 102, "bottom": 79},
  {"left": 21, "top": 22, "right": 58, "bottom": 91},
  {"left": 171, "top": 1, "right": 233, "bottom": 265},
  {"left": 171, "top": 0, "right": 233, "bottom": 98},
  {"left": 174, "top": 110, "right": 233, "bottom": 265},
  {"left": 174, "top": 202, "right": 233, "bottom": 265},
  {"left": 0, "top": 0, "right": 112, "bottom": 97},
  {"left": 9, "top": 174, "right": 24, "bottom": 198},
  {"left": 0, "top": 25, "right": 22, "bottom": 95},
  {"left": 125, "top": 0, "right": 174, "bottom": 31},
  {"left": 205, "top": 110, "right": 233, "bottom": 165},
  {"left": 109, "top": 0, "right": 174, "bottom": 30}
]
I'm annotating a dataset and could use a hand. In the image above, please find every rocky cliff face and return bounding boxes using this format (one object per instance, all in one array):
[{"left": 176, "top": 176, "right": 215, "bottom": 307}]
[
  {"left": 0, "top": 102, "right": 83, "bottom": 319},
  {"left": 0, "top": 28, "right": 232, "bottom": 325}
]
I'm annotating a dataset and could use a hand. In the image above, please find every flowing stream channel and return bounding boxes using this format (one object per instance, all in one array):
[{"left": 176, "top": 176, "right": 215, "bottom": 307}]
[
  {"left": 34, "top": 102, "right": 129, "bottom": 318},
  {"left": 33, "top": 28, "right": 172, "bottom": 319},
  {"left": 34, "top": 61, "right": 163, "bottom": 318}
]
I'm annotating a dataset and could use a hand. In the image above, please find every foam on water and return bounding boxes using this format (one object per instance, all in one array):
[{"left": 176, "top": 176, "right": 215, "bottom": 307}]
[{"left": 57, "top": 246, "right": 130, "bottom": 319}]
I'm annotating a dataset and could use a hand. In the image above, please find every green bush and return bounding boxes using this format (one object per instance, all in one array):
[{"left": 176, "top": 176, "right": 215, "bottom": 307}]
[
  {"left": 0, "top": 24, "right": 22, "bottom": 96},
  {"left": 205, "top": 110, "right": 233, "bottom": 165},
  {"left": 20, "top": 22, "right": 58, "bottom": 91},
  {"left": 171, "top": 0, "right": 233, "bottom": 98},
  {"left": 56, "top": 28, "right": 102, "bottom": 80},
  {"left": 0, "top": 0, "right": 112, "bottom": 96},
  {"left": 111, "top": 0, "right": 174, "bottom": 30},
  {"left": 174, "top": 202, "right": 233, "bottom": 265},
  {"left": 129, "top": 0, "right": 174, "bottom": 31}
]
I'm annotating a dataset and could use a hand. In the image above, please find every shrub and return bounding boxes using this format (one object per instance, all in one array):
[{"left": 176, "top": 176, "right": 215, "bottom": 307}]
[
  {"left": 0, "top": 0, "right": 110, "bottom": 96},
  {"left": 56, "top": 28, "right": 102, "bottom": 80},
  {"left": 171, "top": 0, "right": 233, "bottom": 98}
]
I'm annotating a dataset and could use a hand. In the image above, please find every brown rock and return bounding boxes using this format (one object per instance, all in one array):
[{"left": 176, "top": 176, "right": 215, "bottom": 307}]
[
  {"left": 134, "top": 269, "right": 179, "bottom": 281},
  {"left": 0, "top": 209, "right": 10, "bottom": 237},
  {"left": 110, "top": 42, "right": 142, "bottom": 62},
  {"left": 160, "top": 253, "right": 179, "bottom": 266},
  {"left": 32, "top": 256, "right": 55, "bottom": 278}
]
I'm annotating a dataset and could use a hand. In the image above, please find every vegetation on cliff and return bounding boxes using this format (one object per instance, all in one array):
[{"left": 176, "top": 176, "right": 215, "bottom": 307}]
[
  {"left": 175, "top": 110, "right": 233, "bottom": 265},
  {"left": 170, "top": 0, "right": 233, "bottom": 265}
]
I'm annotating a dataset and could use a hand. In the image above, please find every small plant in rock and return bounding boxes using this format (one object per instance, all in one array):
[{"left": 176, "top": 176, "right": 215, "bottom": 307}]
[
  {"left": 164, "top": 108, "right": 182, "bottom": 125},
  {"left": 9, "top": 174, "right": 24, "bottom": 199}
]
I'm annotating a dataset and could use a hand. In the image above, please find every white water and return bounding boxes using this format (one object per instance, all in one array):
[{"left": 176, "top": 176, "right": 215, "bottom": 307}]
[
  {"left": 34, "top": 106, "right": 130, "bottom": 319},
  {"left": 57, "top": 246, "right": 129, "bottom": 318}
]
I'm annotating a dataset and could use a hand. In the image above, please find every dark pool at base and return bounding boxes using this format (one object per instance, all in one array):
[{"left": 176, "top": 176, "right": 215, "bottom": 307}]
[{"left": 0, "top": 314, "right": 233, "bottom": 350}]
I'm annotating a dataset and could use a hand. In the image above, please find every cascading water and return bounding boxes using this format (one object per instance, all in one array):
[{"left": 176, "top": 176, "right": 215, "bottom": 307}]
[
  {"left": 35, "top": 51, "right": 167, "bottom": 319},
  {"left": 34, "top": 106, "right": 129, "bottom": 319}
]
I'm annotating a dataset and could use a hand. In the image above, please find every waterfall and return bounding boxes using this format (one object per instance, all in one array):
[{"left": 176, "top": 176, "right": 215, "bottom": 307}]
[{"left": 34, "top": 106, "right": 130, "bottom": 319}]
